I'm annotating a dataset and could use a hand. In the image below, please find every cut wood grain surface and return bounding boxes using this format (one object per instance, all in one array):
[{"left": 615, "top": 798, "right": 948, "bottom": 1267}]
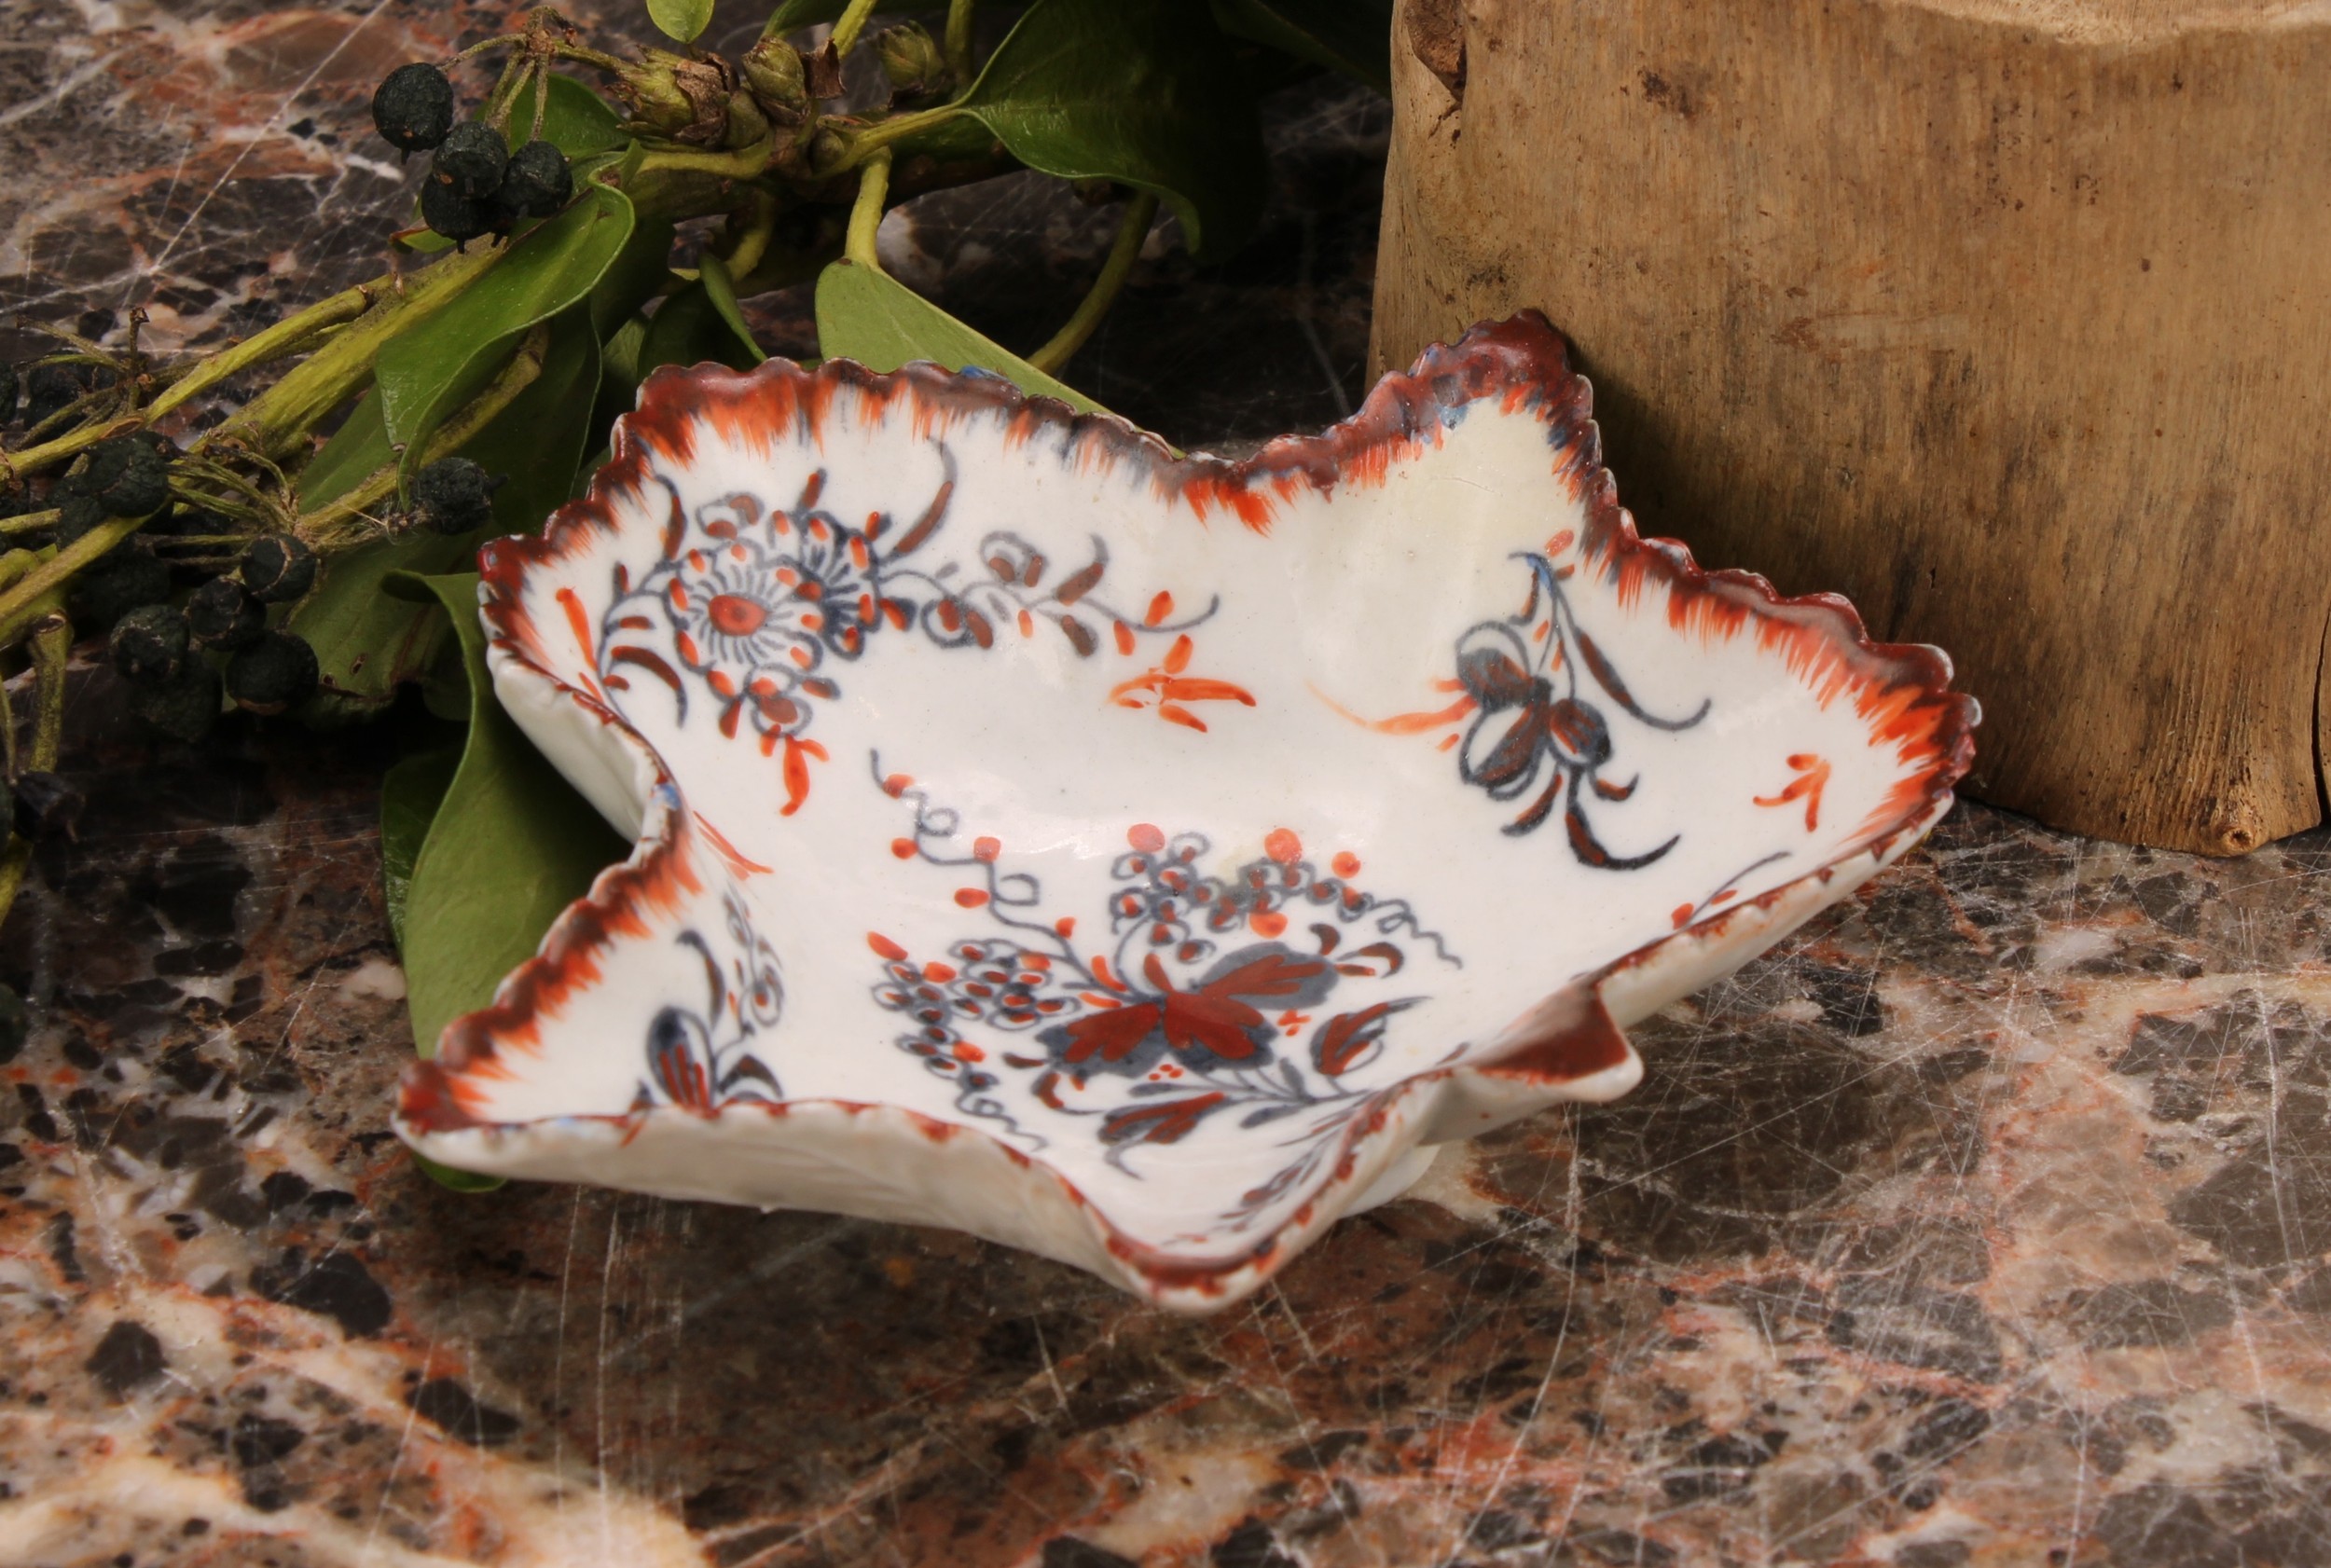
[{"left": 1372, "top": 0, "right": 2331, "bottom": 853}]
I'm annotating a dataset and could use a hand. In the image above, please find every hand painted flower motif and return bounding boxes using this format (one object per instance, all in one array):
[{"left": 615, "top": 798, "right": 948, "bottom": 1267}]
[
  {"left": 599, "top": 466, "right": 1221, "bottom": 812},
  {"left": 866, "top": 767, "right": 1455, "bottom": 1176},
  {"left": 397, "top": 313, "right": 1977, "bottom": 1312}
]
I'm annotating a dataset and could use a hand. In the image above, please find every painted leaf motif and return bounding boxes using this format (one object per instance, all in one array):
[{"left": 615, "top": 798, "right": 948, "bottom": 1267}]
[
  {"left": 1058, "top": 1001, "right": 1163, "bottom": 1064},
  {"left": 1314, "top": 1000, "right": 1399, "bottom": 1076},
  {"left": 1156, "top": 948, "right": 1329, "bottom": 1061},
  {"left": 1456, "top": 627, "right": 1536, "bottom": 709},
  {"left": 1100, "top": 1092, "right": 1227, "bottom": 1148}
]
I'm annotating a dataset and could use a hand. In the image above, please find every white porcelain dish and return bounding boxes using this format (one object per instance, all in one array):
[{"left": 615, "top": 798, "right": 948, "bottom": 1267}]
[{"left": 394, "top": 314, "right": 1977, "bottom": 1312}]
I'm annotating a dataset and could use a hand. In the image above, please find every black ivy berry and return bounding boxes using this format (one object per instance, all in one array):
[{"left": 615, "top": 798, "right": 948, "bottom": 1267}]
[
  {"left": 421, "top": 178, "right": 496, "bottom": 247},
  {"left": 411, "top": 457, "right": 497, "bottom": 536},
  {"left": 23, "top": 362, "right": 105, "bottom": 430},
  {"left": 499, "top": 140, "right": 572, "bottom": 220},
  {"left": 67, "top": 550, "right": 172, "bottom": 630},
  {"left": 186, "top": 576, "right": 267, "bottom": 651},
  {"left": 0, "top": 362, "right": 16, "bottom": 423},
  {"left": 81, "top": 437, "right": 171, "bottom": 517},
  {"left": 12, "top": 772, "right": 83, "bottom": 842},
  {"left": 226, "top": 632, "right": 319, "bottom": 715},
  {"left": 432, "top": 121, "right": 508, "bottom": 202},
  {"left": 108, "top": 603, "right": 189, "bottom": 685},
  {"left": 148, "top": 502, "right": 223, "bottom": 539},
  {"left": 372, "top": 62, "right": 456, "bottom": 153},
  {"left": 240, "top": 534, "right": 316, "bottom": 605},
  {"left": 52, "top": 492, "right": 104, "bottom": 544},
  {"left": 132, "top": 659, "right": 223, "bottom": 744}
]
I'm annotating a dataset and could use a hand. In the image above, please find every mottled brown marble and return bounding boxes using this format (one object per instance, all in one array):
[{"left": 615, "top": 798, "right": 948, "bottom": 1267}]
[{"left": 3, "top": 4, "right": 2328, "bottom": 1566}]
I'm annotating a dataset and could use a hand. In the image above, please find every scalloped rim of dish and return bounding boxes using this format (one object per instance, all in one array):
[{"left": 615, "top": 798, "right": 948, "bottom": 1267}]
[{"left": 395, "top": 312, "right": 1979, "bottom": 1310}]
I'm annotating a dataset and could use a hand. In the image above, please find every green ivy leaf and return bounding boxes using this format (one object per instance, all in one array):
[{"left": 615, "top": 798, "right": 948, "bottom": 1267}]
[
  {"left": 469, "top": 316, "right": 608, "bottom": 535},
  {"left": 298, "top": 388, "right": 393, "bottom": 513},
  {"left": 697, "top": 254, "right": 766, "bottom": 364},
  {"left": 498, "top": 73, "right": 628, "bottom": 155},
  {"left": 381, "top": 746, "right": 461, "bottom": 949},
  {"left": 292, "top": 310, "right": 603, "bottom": 716},
  {"left": 1210, "top": 0, "right": 1390, "bottom": 91},
  {"left": 392, "top": 571, "right": 629, "bottom": 1063},
  {"left": 375, "top": 183, "right": 636, "bottom": 488},
  {"left": 413, "top": 1151, "right": 510, "bottom": 1192},
  {"left": 646, "top": 0, "right": 716, "bottom": 44},
  {"left": 590, "top": 214, "right": 680, "bottom": 338},
  {"left": 641, "top": 255, "right": 766, "bottom": 378},
  {"left": 813, "top": 258, "right": 1104, "bottom": 412},
  {"left": 959, "top": 0, "right": 1266, "bottom": 260},
  {"left": 639, "top": 284, "right": 760, "bottom": 378}
]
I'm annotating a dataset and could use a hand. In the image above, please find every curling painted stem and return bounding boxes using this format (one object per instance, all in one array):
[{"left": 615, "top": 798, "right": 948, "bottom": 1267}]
[
  {"left": 1028, "top": 192, "right": 1157, "bottom": 375},
  {"left": 846, "top": 149, "right": 892, "bottom": 268}
]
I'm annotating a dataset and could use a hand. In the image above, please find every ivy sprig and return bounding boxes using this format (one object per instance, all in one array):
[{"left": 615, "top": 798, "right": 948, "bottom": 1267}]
[{"left": 0, "top": 0, "right": 1391, "bottom": 1162}]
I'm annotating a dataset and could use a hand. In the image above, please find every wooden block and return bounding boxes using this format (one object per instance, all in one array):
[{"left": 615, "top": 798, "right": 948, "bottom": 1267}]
[{"left": 1371, "top": 0, "right": 2331, "bottom": 852}]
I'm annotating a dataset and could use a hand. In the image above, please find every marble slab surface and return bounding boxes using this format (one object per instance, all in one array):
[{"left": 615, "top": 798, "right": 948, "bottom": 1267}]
[{"left": 4, "top": 5, "right": 2329, "bottom": 1565}]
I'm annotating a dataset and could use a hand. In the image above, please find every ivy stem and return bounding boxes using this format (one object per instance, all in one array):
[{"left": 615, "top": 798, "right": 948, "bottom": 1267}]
[
  {"left": 830, "top": 0, "right": 884, "bottom": 60},
  {"left": 0, "top": 511, "right": 58, "bottom": 538},
  {"left": 845, "top": 148, "right": 892, "bottom": 268},
  {"left": 146, "top": 282, "right": 377, "bottom": 424},
  {"left": 484, "top": 50, "right": 535, "bottom": 130},
  {"left": 635, "top": 135, "right": 776, "bottom": 181},
  {"left": 0, "top": 517, "right": 145, "bottom": 652},
  {"left": 0, "top": 554, "right": 37, "bottom": 775},
  {"left": 208, "top": 241, "right": 503, "bottom": 461},
  {"left": 720, "top": 188, "right": 779, "bottom": 281},
  {"left": 0, "top": 551, "right": 38, "bottom": 598},
  {"left": 1028, "top": 192, "right": 1157, "bottom": 375},
  {"left": 452, "top": 31, "right": 525, "bottom": 64},
  {"left": 0, "top": 282, "right": 378, "bottom": 481},
  {"left": 832, "top": 103, "right": 959, "bottom": 170},
  {"left": 25, "top": 615, "right": 66, "bottom": 774},
  {"left": 945, "top": 0, "right": 977, "bottom": 79}
]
